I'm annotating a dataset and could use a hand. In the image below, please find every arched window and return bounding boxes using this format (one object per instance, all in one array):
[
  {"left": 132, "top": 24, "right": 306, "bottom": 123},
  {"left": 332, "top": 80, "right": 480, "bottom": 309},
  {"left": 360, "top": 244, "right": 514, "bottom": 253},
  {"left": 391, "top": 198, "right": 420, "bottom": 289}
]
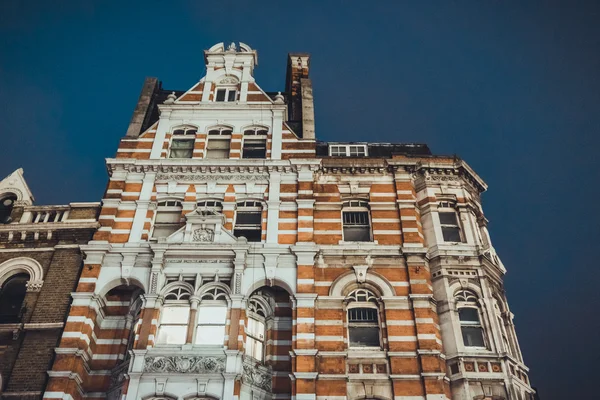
[
  {"left": 0, "top": 273, "right": 29, "bottom": 323},
  {"left": 195, "top": 286, "right": 228, "bottom": 346},
  {"left": 346, "top": 289, "right": 380, "bottom": 348},
  {"left": 205, "top": 127, "right": 232, "bottom": 159},
  {"left": 157, "top": 284, "right": 192, "bottom": 345},
  {"left": 234, "top": 201, "right": 262, "bottom": 242},
  {"left": 152, "top": 201, "right": 183, "bottom": 238},
  {"left": 455, "top": 289, "right": 486, "bottom": 348},
  {"left": 0, "top": 194, "right": 17, "bottom": 224},
  {"left": 438, "top": 201, "right": 463, "bottom": 243},
  {"left": 242, "top": 127, "right": 268, "bottom": 159},
  {"left": 245, "top": 297, "right": 268, "bottom": 361},
  {"left": 169, "top": 127, "right": 197, "bottom": 159},
  {"left": 342, "top": 200, "right": 372, "bottom": 242}
]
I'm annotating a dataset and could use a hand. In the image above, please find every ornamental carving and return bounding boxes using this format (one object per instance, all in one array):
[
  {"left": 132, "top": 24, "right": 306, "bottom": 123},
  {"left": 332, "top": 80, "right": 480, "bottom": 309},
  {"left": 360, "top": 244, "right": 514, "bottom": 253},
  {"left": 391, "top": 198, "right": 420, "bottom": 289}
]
[
  {"left": 25, "top": 280, "right": 44, "bottom": 292},
  {"left": 242, "top": 361, "right": 272, "bottom": 391},
  {"left": 192, "top": 228, "right": 214, "bottom": 242},
  {"left": 144, "top": 356, "right": 225, "bottom": 374},
  {"left": 156, "top": 173, "right": 267, "bottom": 182},
  {"left": 219, "top": 76, "right": 239, "bottom": 85}
]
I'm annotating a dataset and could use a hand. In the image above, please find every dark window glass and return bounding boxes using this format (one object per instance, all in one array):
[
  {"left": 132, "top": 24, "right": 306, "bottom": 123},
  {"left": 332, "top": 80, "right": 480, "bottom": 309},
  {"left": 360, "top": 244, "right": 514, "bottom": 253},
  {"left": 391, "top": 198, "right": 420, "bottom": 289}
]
[
  {"left": 461, "top": 326, "right": 485, "bottom": 347},
  {"left": 348, "top": 308, "right": 378, "bottom": 322},
  {"left": 0, "top": 195, "right": 17, "bottom": 224},
  {"left": 227, "top": 90, "right": 237, "bottom": 102},
  {"left": 0, "top": 274, "right": 28, "bottom": 323},
  {"left": 235, "top": 211, "right": 261, "bottom": 225},
  {"left": 439, "top": 212, "right": 458, "bottom": 225},
  {"left": 216, "top": 89, "right": 226, "bottom": 102},
  {"left": 342, "top": 211, "right": 371, "bottom": 241},
  {"left": 442, "top": 226, "right": 462, "bottom": 242},
  {"left": 348, "top": 326, "right": 380, "bottom": 347},
  {"left": 459, "top": 308, "right": 480, "bottom": 323},
  {"left": 233, "top": 228, "right": 261, "bottom": 242},
  {"left": 242, "top": 139, "right": 267, "bottom": 159}
]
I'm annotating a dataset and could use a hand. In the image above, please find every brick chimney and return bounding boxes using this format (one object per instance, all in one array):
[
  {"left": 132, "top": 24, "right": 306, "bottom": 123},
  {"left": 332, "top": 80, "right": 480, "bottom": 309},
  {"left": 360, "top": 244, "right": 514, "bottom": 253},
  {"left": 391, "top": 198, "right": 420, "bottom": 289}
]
[{"left": 285, "top": 54, "right": 315, "bottom": 139}]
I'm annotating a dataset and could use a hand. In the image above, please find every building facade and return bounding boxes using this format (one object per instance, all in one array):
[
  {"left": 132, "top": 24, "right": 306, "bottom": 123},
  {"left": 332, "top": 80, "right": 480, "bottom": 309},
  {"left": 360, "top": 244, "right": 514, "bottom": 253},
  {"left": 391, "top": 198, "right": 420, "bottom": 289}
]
[
  {"left": 43, "top": 43, "right": 533, "bottom": 400},
  {"left": 0, "top": 169, "right": 100, "bottom": 400}
]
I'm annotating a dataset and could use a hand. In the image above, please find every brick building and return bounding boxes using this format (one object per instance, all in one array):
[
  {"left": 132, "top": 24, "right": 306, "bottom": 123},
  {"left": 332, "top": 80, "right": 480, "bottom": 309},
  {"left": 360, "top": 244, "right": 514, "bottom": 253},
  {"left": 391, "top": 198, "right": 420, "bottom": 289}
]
[
  {"left": 43, "top": 43, "right": 534, "bottom": 400},
  {"left": 0, "top": 169, "right": 100, "bottom": 399}
]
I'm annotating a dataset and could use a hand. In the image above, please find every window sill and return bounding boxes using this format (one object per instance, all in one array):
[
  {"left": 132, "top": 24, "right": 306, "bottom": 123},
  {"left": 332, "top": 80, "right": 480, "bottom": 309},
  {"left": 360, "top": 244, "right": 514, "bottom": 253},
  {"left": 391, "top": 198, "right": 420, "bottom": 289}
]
[{"left": 338, "top": 240, "right": 379, "bottom": 245}]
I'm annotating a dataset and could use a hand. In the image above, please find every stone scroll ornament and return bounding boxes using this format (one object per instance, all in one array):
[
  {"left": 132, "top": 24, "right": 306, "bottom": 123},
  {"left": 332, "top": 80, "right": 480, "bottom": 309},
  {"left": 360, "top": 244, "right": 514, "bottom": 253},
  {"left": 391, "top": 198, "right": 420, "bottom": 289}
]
[
  {"left": 144, "top": 356, "right": 225, "bottom": 374},
  {"left": 242, "top": 362, "right": 272, "bottom": 391}
]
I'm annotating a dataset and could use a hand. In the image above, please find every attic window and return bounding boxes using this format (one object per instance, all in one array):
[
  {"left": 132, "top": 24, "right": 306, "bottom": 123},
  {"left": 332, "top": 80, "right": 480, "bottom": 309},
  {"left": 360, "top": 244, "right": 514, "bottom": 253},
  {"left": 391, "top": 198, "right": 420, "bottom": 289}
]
[
  {"left": 329, "top": 144, "right": 367, "bottom": 157},
  {"left": 215, "top": 88, "right": 237, "bottom": 102}
]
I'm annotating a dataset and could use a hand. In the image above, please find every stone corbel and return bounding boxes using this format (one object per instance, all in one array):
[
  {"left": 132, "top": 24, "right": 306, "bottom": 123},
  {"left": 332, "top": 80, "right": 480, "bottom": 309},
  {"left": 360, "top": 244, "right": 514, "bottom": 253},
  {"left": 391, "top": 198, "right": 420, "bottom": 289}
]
[
  {"left": 352, "top": 265, "right": 369, "bottom": 283},
  {"left": 154, "top": 377, "right": 168, "bottom": 396},
  {"left": 263, "top": 254, "right": 279, "bottom": 287},
  {"left": 26, "top": 280, "right": 44, "bottom": 292},
  {"left": 120, "top": 254, "right": 137, "bottom": 286}
]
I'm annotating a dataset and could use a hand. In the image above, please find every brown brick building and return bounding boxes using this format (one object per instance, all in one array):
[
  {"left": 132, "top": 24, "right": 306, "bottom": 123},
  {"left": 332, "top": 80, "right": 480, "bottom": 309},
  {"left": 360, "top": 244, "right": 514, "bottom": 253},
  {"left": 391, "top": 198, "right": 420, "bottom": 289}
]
[
  {"left": 0, "top": 169, "right": 100, "bottom": 400},
  {"left": 40, "top": 43, "right": 534, "bottom": 400}
]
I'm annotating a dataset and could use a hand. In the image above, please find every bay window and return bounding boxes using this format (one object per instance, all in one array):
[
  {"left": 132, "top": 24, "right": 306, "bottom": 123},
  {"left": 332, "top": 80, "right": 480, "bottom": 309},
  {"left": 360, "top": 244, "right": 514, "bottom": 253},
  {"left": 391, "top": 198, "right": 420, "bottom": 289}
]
[
  {"left": 455, "top": 289, "right": 486, "bottom": 348},
  {"left": 438, "top": 201, "right": 463, "bottom": 242},
  {"left": 245, "top": 297, "right": 268, "bottom": 361}
]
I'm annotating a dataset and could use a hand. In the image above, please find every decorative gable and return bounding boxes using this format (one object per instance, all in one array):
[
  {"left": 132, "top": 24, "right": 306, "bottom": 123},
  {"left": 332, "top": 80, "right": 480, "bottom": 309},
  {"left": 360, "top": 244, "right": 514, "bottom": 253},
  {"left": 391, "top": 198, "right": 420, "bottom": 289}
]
[
  {"left": 0, "top": 168, "right": 34, "bottom": 205},
  {"left": 165, "top": 208, "right": 240, "bottom": 244}
]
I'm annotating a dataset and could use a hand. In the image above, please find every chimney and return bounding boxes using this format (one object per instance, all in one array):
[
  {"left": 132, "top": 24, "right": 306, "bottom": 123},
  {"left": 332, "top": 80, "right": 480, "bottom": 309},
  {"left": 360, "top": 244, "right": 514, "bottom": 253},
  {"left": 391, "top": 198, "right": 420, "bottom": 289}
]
[
  {"left": 285, "top": 54, "right": 315, "bottom": 139},
  {"left": 125, "top": 77, "right": 160, "bottom": 138}
]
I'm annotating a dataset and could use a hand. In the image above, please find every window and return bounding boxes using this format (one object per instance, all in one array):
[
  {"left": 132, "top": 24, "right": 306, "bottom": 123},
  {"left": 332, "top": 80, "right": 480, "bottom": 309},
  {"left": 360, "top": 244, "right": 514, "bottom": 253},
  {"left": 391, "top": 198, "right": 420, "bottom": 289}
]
[
  {"left": 234, "top": 201, "right": 262, "bottom": 242},
  {"left": 169, "top": 127, "right": 197, "bottom": 158},
  {"left": 0, "top": 194, "right": 17, "bottom": 224},
  {"left": 0, "top": 273, "right": 28, "bottom": 323},
  {"left": 157, "top": 285, "right": 192, "bottom": 345},
  {"left": 438, "top": 202, "right": 463, "bottom": 242},
  {"left": 329, "top": 144, "right": 367, "bottom": 157},
  {"left": 455, "top": 290, "right": 486, "bottom": 348},
  {"left": 342, "top": 200, "right": 372, "bottom": 242},
  {"left": 245, "top": 298, "right": 267, "bottom": 361},
  {"left": 152, "top": 201, "right": 183, "bottom": 238},
  {"left": 195, "top": 305, "right": 227, "bottom": 346},
  {"left": 215, "top": 88, "right": 237, "bottom": 102},
  {"left": 242, "top": 128, "right": 268, "bottom": 159},
  {"left": 205, "top": 128, "right": 232, "bottom": 159},
  {"left": 346, "top": 289, "right": 380, "bottom": 348}
]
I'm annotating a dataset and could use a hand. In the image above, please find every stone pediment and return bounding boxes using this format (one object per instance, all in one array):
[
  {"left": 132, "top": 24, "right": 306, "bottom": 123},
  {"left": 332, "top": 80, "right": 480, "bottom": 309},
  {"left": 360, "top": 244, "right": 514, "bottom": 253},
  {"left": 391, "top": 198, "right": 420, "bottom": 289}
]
[{"left": 165, "top": 209, "right": 239, "bottom": 244}]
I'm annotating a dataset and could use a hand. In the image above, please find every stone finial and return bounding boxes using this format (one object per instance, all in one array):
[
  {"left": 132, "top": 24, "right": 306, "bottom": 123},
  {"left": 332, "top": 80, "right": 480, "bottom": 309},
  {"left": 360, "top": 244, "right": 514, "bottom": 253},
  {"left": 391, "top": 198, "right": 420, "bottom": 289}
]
[
  {"left": 164, "top": 92, "right": 177, "bottom": 104},
  {"left": 227, "top": 42, "right": 237, "bottom": 52},
  {"left": 274, "top": 91, "right": 285, "bottom": 104}
]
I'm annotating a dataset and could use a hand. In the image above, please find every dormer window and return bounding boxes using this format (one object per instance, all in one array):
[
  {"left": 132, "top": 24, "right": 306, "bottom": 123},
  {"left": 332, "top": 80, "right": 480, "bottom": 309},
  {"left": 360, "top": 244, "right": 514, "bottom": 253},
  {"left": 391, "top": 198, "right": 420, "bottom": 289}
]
[
  {"left": 215, "top": 88, "right": 237, "bottom": 102},
  {"left": 206, "top": 127, "right": 232, "bottom": 159},
  {"left": 329, "top": 144, "right": 367, "bottom": 157},
  {"left": 169, "top": 127, "right": 197, "bottom": 159},
  {"left": 242, "top": 128, "right": 268, "bottom": 159}
]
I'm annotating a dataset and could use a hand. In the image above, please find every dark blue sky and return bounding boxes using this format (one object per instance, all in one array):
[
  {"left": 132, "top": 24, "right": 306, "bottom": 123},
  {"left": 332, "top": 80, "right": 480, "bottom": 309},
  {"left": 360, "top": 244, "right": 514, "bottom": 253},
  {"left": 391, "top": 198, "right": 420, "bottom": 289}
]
[{"left": 1, "top": 1, "right": 598, "bottom": 398}]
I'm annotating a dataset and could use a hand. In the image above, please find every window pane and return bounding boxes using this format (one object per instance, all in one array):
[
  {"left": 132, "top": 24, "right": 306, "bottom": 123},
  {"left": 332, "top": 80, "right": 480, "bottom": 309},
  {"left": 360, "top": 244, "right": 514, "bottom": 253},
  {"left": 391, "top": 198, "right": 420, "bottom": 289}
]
[
  {"left": 458, "top": 308, "right": 480, "bottom": 323},
  {"left": 160, "top": 307, "right": 190, "bottom": 324},
  {"left": 245, "top": 336, "right": 264, "bottom": 360},
  {"left": 216, "top": 89, "right": 226, "bottom": 102},
  {"left": 195, "top": 325, "right": 225, "bottom": 345},
  {"left": 442, "top": 226, "right": 462, "bottom": 242},
  {"left": 247, "top": 317, "right": 265, "bottom": 338},
  {"left": 242, "top": 140, "right": 267, "bottom": 159},
  {"left": 0, "top": 274, "right": 28, "bottom": 323},
  {"left": 343, "top": 211, "right": 369, "bottom": 225},
  {"left": 227, "top": 90, "right": 237, "bottom": 102},
  {"left": 208, "top": 138, "right": 231, "bottom": 150},
  {"left": 233, "top": 228, "right": 262, "bottom": 242},
  {"left": 157, "top": 325, "right": 187, "bottom": 345},
  {"left": 152, "top": 224, "right": 180, "bottom": 238},
  {"left": 155, "top": 210, "right": 181, "bottom": 224},
  {"left": 343, "top": 226, "right": 371, "bottom": 242},
  {"left": 236, "top": 211, "right": 262, "bottom": 225},
  {"left": 462, "top": 326, "right": 485, "bottom": 347},
  {"left": 206, "top": 149, "right": 229, "bottom": 159},
  {"left": 349, "top": 326, "right": 380, "bottom": 347},
  {"left": 439, "top": 212, "right": 458, "bottom": 225},
  {"left": 348, "top": 308, "right": 378, "bottom": 323},
  {"left": 198, "top": 306, "right": 227, "bottom": 324}
]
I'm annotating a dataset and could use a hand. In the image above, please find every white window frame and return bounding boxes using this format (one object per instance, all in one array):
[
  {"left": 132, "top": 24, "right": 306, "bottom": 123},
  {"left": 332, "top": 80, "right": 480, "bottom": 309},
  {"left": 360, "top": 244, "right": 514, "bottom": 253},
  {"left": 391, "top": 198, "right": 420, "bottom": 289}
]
[
  {"left": 438, "top": 201, "right": 464, "bottom": 243},
  {"left": 151, "top": 201, "right": 183, "bottom": 239},
  {"left": 341, "top": 200, "right": 372, "bottom": 242},
  {"left": 205, "top": 127, "right": 232, "bottom": 159},
  {"left": 245, "top": 297, "right": 268, "bottom": 362},
  {"left": 346, "top": 289, "right": 381, "bottom": 349},
  {"left": 196, "top": 199, "right": 223, "bottom": 214},
  {"left": 214, "top": 88, "right": 237, "bottom": 102},
  {"left": 455, "top": 290, "right": 487, "bottom": 350},
  {"left": 194, "top": 300, "right": 228, "bottom": 346},
  {"left": 329, "top": 144, "right": 368, "bottom": 157},
  {"left": 233, "top": 200, "right": 263, "bottom": 242},
  {"left": 241, "top": 127, "right": 269, "bottom": 159},
  {"left": 168, "top": 126, "right": 197, "bottom": 159}
]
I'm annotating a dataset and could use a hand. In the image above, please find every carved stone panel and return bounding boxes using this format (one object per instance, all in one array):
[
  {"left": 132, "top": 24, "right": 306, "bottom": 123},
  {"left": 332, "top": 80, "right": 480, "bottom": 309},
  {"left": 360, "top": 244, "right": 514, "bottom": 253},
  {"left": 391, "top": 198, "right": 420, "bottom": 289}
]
[{"left": 143, "top": 356, "right": 225, "bottom": 374}]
